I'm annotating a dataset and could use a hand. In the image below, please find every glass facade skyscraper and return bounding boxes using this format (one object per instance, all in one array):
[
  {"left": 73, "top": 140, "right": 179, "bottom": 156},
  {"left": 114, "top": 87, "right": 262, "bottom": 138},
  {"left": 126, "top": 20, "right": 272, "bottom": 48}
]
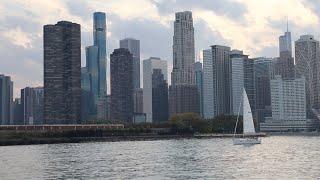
[
  {"left": 0, "top": 74, "right": 13, "bottom": 125},
  {"left": 93, "top": 12, "right": 107, "bottom": 97}
]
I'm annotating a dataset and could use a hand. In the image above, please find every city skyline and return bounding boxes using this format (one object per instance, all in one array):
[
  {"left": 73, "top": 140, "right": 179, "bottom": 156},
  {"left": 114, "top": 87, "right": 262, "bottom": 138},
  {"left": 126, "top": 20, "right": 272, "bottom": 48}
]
[{"left": 1, "top": 0, "right": 320, "bottom": 97}]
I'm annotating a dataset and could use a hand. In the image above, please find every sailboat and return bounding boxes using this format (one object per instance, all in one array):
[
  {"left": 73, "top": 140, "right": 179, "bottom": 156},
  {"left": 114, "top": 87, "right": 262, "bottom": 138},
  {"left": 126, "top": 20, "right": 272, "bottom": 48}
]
[{"left": 233, "top": 88, "right": 261, "bottom": 145}]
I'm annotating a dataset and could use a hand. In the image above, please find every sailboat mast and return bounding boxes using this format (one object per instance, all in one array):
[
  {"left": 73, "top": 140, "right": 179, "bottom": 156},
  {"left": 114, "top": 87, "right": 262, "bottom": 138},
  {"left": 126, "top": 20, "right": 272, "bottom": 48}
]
[{"left": 233, "top": 92, "right": 243, "bottom": 138}]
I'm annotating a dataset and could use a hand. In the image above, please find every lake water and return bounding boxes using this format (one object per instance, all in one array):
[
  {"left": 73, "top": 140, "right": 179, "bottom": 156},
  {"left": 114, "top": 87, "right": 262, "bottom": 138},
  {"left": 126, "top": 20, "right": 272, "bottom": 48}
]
[{"left": 0, "top": 136, "right": 320, "bottom": 179}]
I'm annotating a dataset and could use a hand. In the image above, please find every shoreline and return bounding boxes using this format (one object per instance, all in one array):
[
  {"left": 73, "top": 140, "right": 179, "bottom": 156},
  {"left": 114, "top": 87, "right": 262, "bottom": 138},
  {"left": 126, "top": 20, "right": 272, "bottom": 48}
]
[
  {"left": 0, "top": 133, "right": 268, "bottom": 146},
  {"left": 1, "top": 132, "right": 319, "bottom": 146}
]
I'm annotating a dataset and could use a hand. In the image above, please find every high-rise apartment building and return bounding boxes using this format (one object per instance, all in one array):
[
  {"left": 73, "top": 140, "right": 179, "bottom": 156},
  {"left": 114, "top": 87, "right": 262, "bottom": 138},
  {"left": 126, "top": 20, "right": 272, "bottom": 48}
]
[
  {"left": 260, "top": 76, "right": 314, "bottom": 132},
  {"left": 194, "top": 62, "right": 203, "bottom": 117},
  {"left": 13, "top": 98, "right": 23, "bottom": 125},
  {"left": 169, "top": 11, "right": 199, "bottom": 116},
  {"left": 212, "top": 45, "right": 232, "bottom": 116},
  {"left": 203, "top": 49, "right": 214, "bottom": 119},
  {"left": 152, "top": 69, "right": 169, "bottom": 122},
  {"left": 21, "top": 87, "right": 44, "bottom": 125},
  {"left": 43, "top": 21, "right": 81, "bottom": 124},
  {"left": 133, "top": 88, "right": 143, "bottom": 114},
  {"left": 0, "top": 74, "right": 13, "bottom": 125},
  {"left": 295, "top": 35, "right": 320, "bottom": 116},
  {"left": 230, "top": 50, "right": 255, "bottom": 116},
  {"left": 120, "top": 38, "right": 140, "bottom": 89},
  {"left": 110, "top": 48, "right": 134, "bottom": 123},
  {"left": 143, "top": 57, "right": 168, "bottom": 122},
  {"left": 253, "top": 57, "right": 273, "bottom": 124}
]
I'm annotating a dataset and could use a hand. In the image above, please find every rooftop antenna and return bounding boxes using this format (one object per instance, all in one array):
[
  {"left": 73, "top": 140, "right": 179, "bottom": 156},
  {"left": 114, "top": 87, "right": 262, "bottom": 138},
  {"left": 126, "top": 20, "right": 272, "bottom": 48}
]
[{"left": 286, "top": 16, "right": 289, "bottom": 32}]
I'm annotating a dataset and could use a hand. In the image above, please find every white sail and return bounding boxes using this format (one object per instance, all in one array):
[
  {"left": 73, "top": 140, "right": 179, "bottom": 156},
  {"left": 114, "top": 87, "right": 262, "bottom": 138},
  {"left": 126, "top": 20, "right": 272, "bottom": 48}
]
[{"left": 242, "top": 88, "right": 256, "bottom": 135}]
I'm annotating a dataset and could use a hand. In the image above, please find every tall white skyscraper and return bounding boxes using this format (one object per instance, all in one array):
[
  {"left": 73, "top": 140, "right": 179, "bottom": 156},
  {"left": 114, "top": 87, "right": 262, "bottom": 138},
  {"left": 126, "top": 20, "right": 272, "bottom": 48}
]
[
  {"left": 169, "top": 11, "right": 199, "bottom": 116},
  {"left": 260, "top": 75, "right": 311, "bottom": 132},
  {"left": 230, "top": 51, "right": 245, "bottom": 115},
  {"left": 203, "top": 49, "right": 214, "bottom": 119},
  {"left": 171, "top": 11, "right": 195, "bottom": 85},
  {"left": 143, "top": 57, "right": 167, "bottom": 122}
]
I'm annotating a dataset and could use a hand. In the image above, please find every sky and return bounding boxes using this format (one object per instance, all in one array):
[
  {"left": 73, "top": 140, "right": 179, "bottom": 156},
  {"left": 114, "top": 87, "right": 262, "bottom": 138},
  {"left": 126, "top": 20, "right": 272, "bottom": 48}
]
[{"left": 0, "top": 0, "right": 320, "bottom": 98}]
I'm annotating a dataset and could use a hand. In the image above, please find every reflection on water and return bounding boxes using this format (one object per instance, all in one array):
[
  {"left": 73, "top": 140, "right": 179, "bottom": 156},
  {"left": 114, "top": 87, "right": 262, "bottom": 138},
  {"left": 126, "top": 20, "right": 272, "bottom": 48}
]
[{"left": 0, "top": 136, "right": 320, "bottom": 179}]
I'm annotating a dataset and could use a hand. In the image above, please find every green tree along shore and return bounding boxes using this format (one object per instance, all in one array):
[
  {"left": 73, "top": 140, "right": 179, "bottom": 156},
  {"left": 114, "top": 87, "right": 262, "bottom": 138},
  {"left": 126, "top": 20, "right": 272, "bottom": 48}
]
[{"left": 0, "top": 113, "right": 258, "bottom": 145}]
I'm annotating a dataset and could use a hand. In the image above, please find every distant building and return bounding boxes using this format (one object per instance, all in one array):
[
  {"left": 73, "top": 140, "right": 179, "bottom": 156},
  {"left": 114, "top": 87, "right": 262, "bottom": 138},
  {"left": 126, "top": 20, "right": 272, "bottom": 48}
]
[
  {"left": 43, "top": 21, "right": 81, "bottom": 124},
  {"left": 83, "top": 12, "right": 107, "bottom": 120},
  {"left": 110, "top": 48, "right": 134, "bottom": 123},
  {"left": 143, "top": 57, "right": 168, "bottom": 122},
  {"left": 253, "top": 57, "right": 273, "bottom": 125},
  {"left": 152, "top": 69, "right": 169, "bottom": 123},
  {"left": 295, "top": 35, "right": 320, "bottom": 117},
  {"left": 93, "top": 12, "right": 107, "bottom": 97},
  {"left": 203, "top": 45, "right": 232, "bottom": 118},
  {"left": 230, "top": 50, "right": 255, "bottom": 116},
  {"left": 21, "top": 87, "right": 44, "bottom": 125},
  {"left": 134, "top": 88, "right": 143, "bottom": 114},
  {"left": 203, "top": 49, "right": 214, "bottom": 119},
  {"left": 81, "top": 67, "right": 95, "bottom": 123},
  {"left": 120, "top": 38, "right": 140, "bottom": 89},
  {"left": 13, "top": 98, "right": 23, "bottom": 125},
  {"left": 261, "top": 76, "right": 316, "bottom": 132},
  {"left": 194, "top": 62, "right": 203, "bottom": 117},
  {"left": 169, "top": 11, "right": 199, "bottom": 117},
  {"left": 277, "top": 27, "right": 294, "bottom": 79},
  {"left": 97, "top": 96, "right": 107, "bottom": 121},
  {"left": 0, "top": 74, "right": 13, "bottom": 125}
]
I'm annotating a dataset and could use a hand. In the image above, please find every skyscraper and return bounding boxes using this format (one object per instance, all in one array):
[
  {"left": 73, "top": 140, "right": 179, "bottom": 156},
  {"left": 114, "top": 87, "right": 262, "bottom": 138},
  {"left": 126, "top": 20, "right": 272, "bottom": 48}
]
[
  {"left": 230, "top": 51, "right": 244, "bottom": 115},
  {"left": 120, "top": 38, "right": 140, "bottom": 89},
  {"left": 133, "top": 88, "right": 143, "bottom": 114},
  {"left": 295, "top": 35, "right": 320, "bottom": 116},
  {"left": 253, "top": 57, "right": 273, "bottom": 124},
  {"left": 110, "top": 48, "right": 134, "bottom": 123},
  {"left": 143, "top": 57, "right": 168, "bottom": 122},
  {"left": 171, "top": 11, "right": 195, "bottom": 85},
  {"left": 194, "top": 62, "right": 203, "bottom": 117},
  {"left": 279, "top": 23, "right": 292, "bottom": 56},
  {"left": 203, "top": 49, "right": 214, "bottom": 119},
  {"left": 152, "top": 69, "right": 169, "bottom": 122},
  {"left": 277, "top": 24, "right": 294, "bottom": 79},
  {"left": 13, "top": 98, "right": 23, "bottom": 125},
  {"left": 21, "top": 87, "right": 43, "bottom": 125},
  {"left": 212, "top": 45, "right": 232, "bottom": 116},
  {"left": 261, "top": 76, "right": 310, "bottom": 132},
  {"left": 83, "top": 12, "right": 107, "bottom": 121},
  {"left": 0, "top": 74, "right": 13, "bottom": 125},
  {"left": 43, "top": 21, "right": 81, "bottom": 124},
  {"left": 169, "top": 11, "right": 199, "bottom": 116},
  {"left": 230, "top": 50, "right": 255, "bottom": 116},
  {"left": 93, "top": 12, "right": 107, "bottom": 97}
]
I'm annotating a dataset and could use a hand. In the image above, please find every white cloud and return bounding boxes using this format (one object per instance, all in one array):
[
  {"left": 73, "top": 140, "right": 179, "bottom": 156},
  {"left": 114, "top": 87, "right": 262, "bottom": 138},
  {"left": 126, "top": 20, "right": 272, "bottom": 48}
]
[{"left": 2, "top": 27, "right": 33, "bottom": 48}]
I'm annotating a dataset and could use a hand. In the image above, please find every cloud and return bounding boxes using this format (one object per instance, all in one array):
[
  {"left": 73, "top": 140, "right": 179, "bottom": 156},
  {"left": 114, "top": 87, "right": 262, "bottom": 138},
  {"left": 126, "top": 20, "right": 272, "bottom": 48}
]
[
  {"left": 151, "top": 0, "right": 247, "bottom": 21},
  {"left": 0, "top": 0, "right": 320, "bottom": 98}
]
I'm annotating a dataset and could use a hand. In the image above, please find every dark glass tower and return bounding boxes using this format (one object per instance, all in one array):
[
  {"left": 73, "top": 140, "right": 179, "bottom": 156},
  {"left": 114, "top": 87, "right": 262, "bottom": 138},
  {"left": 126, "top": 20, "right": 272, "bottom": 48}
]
[
  {"left": 110, "top": 48, "right": 134, "bottom": 123},
  {"left": 43, "top": 21, "right": 81, "bottom": 124},
  {"left": 152, "top": 69, "right": 168, "bottom": 122}
]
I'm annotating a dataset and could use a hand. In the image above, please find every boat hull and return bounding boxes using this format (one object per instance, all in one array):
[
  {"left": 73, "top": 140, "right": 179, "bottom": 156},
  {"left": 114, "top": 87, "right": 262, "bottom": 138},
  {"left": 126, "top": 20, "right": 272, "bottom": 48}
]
[{"left": 233, "top": 138, "right": 261, "bottom": 145}]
